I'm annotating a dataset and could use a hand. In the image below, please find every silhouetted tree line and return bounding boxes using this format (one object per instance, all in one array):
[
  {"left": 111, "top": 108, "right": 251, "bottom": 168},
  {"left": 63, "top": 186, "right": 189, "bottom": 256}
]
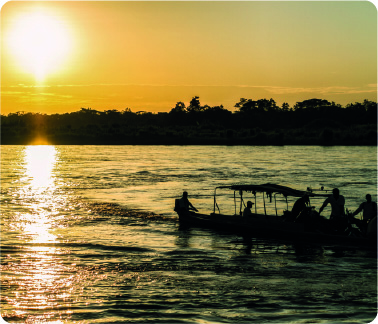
[{"left": 1, "top": 97, "right": 377, "bottom": 145}]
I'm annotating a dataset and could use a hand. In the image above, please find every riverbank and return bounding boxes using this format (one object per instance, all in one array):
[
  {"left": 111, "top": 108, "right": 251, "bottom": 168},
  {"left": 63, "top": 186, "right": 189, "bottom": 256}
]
[
  {"left": 1, "top": 99, "right": 377, "bottom": 146},
  {"left": 2, "top": 128, "right": 376, "bottom": 146}
]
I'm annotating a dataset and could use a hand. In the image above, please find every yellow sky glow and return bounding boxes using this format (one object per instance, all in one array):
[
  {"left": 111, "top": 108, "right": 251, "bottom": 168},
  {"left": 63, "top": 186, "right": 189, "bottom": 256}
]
[{"left": 1, "top": 1, "right": 377, "bottom": 114}]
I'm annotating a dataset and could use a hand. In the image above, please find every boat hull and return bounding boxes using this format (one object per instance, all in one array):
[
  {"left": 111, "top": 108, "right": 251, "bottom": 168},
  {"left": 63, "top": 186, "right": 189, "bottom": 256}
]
[{"left": 177, "top": 211, "right": 376, "bottom": 248}]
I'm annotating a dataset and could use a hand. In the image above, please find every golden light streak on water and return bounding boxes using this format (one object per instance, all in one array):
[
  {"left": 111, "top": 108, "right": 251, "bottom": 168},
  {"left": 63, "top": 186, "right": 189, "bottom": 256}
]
[
  {"left": 17, "top": 146, "right": 59, "bottom": 243},
  {"left": 24, "top": 145, "right": 56, "bottom": 189},
  {"left": 2, "top": 145, "right": 74, "bottom": 321}
]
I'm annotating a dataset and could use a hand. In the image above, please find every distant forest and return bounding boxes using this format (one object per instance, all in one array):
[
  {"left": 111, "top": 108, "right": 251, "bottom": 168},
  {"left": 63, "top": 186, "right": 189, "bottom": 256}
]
[{"left": 1, "top": 97, "right": 377, "bottom": 145}]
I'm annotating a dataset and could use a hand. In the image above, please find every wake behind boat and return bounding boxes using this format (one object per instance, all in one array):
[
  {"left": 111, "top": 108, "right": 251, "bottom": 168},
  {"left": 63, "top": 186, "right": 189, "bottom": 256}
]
[{"left": 175, "top": 184, "right": 377, "bottom": 248}]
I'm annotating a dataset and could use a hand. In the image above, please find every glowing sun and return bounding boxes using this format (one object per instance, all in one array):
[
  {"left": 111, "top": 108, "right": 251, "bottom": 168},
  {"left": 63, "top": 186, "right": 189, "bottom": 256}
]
[{"left": 7, "top": 10, "right": 72, "bottom": 82}]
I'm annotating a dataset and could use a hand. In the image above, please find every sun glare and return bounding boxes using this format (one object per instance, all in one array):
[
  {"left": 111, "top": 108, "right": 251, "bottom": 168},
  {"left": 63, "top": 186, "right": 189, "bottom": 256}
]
[
  {"left": 24, "top": 145, "right": 57, "bottom": 189},
  {"left": 6, "top": 10, "right": 72, "bottom": 82}
]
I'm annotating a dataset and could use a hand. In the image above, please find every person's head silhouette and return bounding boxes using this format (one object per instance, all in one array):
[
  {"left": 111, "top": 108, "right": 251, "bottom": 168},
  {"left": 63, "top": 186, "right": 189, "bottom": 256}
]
[{"left": 333, "top": 188, "right": 340, "bottom": 199}]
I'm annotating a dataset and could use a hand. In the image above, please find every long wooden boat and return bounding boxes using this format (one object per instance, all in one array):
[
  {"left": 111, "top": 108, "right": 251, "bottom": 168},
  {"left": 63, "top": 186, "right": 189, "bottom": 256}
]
[{"left": 175, "top": 184, "right": 377, "bottom": 248}]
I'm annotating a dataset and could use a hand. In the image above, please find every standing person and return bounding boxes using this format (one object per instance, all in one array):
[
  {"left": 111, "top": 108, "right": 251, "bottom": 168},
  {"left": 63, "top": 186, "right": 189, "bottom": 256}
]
[
  {"left": 319, "top": 188, "right": 345, "bottom": 218},
  {"left": 318, "top": 188, "right": 346, "bottom": 232},
  {"left": 177, "top": 191, "right": 198, "bottom": 212},
  {"left": 352, "top": 194, "right": 377, "bottom": 226}
]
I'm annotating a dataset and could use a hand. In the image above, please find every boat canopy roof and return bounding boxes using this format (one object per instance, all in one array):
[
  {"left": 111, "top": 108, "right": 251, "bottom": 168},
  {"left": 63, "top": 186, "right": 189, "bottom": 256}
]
[{"left": 216, "top": 183, "right": 329, "bottom": 198}]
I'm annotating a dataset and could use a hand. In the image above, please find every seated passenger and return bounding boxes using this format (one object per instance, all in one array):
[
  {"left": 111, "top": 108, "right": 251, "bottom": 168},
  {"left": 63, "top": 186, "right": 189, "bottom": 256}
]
[
  {"left": 177, "top": 191, "right": 198, "bottom": 212},
  {"left": 243, "top": 201, "right": 255, "bottom": 217},
  {"left": 292, "top": 195, "right": 310, "bottom": 221}
]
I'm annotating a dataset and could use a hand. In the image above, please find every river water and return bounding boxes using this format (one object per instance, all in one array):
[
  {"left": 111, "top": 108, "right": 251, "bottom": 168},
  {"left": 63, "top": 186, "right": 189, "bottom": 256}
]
[{"left": 1, "top": 145, "right": 377, "bottom": 323}]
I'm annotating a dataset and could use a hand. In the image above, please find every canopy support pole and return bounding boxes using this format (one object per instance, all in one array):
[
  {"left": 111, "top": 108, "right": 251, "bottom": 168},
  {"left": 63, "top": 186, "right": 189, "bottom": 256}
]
[
  {"left": 274, "top": 194, "right": 278, "bottom": 216},
  {"left": 234, "top": 191, "right": 236, "bottom": 216},
  {"left": 263, "top": 192, "right": 267, "bottom": 215},
  {"left": 213, "top": 188, "right": 221, "bottom": 214},
  {"left": 213, "top": 188, "right": 216, "bottom": 214},
  {"left": 240, "top": 190, "right": 243, "bottom": 215}
]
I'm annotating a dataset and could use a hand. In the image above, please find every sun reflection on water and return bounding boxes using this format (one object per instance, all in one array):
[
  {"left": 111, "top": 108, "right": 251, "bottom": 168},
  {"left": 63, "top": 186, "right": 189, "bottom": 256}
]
[
  {"left": 19, "top": 146, "right": 59, "bottom": 243},
  {"left": 24, "top": 145, "right": 57, "bottom": 189},
  {"left": 1, "top": 145, "right": 74, "bottom": 322}
]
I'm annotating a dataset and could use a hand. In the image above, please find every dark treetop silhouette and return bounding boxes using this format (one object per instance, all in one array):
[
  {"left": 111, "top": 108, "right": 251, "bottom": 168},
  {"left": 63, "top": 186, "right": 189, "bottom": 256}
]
[{"left": 1, "top": 97, "right": 376, "bottom": 145}]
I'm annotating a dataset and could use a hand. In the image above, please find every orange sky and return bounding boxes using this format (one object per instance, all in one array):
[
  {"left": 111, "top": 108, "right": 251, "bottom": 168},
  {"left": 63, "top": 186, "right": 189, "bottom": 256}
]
[{"left": 1, "top": 1, "right": 377, "bottom": 115}]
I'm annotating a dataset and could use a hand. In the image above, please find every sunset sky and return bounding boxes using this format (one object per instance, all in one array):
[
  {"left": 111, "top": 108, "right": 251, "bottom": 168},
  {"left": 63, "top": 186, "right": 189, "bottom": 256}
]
[{"left": 1, "top": 1, "right": 377, "bottom": 115}]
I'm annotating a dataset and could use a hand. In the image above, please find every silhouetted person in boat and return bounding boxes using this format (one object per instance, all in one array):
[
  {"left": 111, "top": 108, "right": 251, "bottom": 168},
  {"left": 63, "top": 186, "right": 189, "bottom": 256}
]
[
  {"left": 319, "top": 188, "right": 346, "bottom": 232},
  {"left": 291, "top": 195, "right": 310, "bottom": 222},
  {"left": 352, "top": 194, "right": 377, "bottom": 235},
  {"left": 177, "top": 191, "right": 198, "bottom": 213},
  {"left": 243, "top": 201, "right": 255, "bottom": 217},
  {"left": 352, "top": 194, "right": 377, "bottom": 224}
]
